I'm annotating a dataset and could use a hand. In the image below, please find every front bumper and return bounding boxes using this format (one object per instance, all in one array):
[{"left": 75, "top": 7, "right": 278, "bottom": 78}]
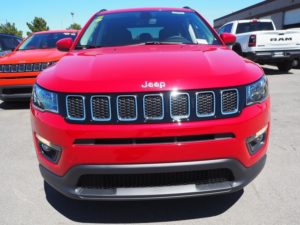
[
  {"left": 31, "top": 97, "right": 270, "bottom": 200},
  {"left": 40, "top": 155, "right": 266, "bottom": 200},
  {"left": 0, "top": 85, "right": 33, "bottom": 101},
  {"left": 0, "top": 75, "right": 36, "bottom": 101},
  {"left": 245, "top": 50, "right": 300, "bottom": 63}
]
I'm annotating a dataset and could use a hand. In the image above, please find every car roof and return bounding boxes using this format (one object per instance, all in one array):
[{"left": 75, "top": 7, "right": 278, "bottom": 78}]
[
  {"left": 33, "top": 30, "right": 79, "bottom": 35},
  {"left": 97, "top": 7, "right": 194, "bottom": 15}
]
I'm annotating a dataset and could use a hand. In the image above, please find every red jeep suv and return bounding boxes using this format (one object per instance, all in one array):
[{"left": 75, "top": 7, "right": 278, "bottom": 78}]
[
  {"left": 0, "top": 30, "right": 78, "bottom": 102},
  {"left": 31, "top": 8, "right": 270, "bottom": 200}
]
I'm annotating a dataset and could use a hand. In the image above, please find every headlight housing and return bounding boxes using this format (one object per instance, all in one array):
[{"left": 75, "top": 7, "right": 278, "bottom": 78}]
[
  {"left": 32, "top": 85, "right": 58, "bottom": 113},
  {"left": 246, "top": 75, "right": 269, "bottom": 105}
]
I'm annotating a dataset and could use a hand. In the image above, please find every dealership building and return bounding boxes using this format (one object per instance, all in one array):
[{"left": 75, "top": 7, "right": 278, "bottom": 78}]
[{"left": 214, "top": 0, "right": 300, "bottom": 30}]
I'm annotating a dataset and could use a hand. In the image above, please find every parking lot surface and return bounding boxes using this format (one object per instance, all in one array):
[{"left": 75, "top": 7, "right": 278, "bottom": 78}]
[{"left": 0, "top": 66, "right": 300, "bottom": 225}]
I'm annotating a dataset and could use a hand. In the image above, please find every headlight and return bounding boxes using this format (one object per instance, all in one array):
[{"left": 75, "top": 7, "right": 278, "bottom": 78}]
[
  {"left": 246, "top": 75, "right": 269, "bottom": 105},
  {"left": 32, "top": 85, "right": 58, "bottom": 113}
]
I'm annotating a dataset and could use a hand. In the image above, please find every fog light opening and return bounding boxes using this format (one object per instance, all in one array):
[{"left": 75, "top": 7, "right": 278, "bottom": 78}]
[
  {"left": 36, "top": 134, "right": 62, "bottom": 163},
  {"left": 247, "top": 126, "right": 268, "bottom": 156}
]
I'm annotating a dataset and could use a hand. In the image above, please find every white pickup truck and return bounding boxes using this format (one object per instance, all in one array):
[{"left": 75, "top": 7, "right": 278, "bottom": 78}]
[{"left": 218, "top": 19, "right": 300, "bottom": 72}]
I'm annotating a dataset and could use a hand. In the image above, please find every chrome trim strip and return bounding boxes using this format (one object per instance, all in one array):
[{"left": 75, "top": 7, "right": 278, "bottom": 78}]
[
  {"left": 116, "top": 95, "right": 138, "bottom": 121},
  {"left": 143, "top": 94, "right": 164, "bottom": 120},
  {"left": 90, "top": 95, "right": 112, "bottom": 121},
  {"left": 170, "top": 92, "right": 190, "bottom": 121},
  {"left": 221, "top": 89, "right": 239, "bottom": 115},
  {"left": 66, "top": 95, "right": 86, "bottom": 121},
  {"left": 195, "top": 91, "right": 216, "bottom": 117}
]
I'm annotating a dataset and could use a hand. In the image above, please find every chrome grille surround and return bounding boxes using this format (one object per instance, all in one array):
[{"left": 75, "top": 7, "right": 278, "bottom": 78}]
[
  {"left": 117, "top": 95, "right": 138, "bottom": 121},
  {"left": 143, "top": 94, "right": 164, "bottom": 120},
  {"left": 170, "top": 92, "right": 190, "bottom": 121},
  {"left": 91, "top": 96, "right": 112, "bottom": 121},
  {"left": 196, "top": 91, "right": 216, "bottom": 117},
  {"left": 66, "top": 95, "right": 86, "bottom": 121},
  {"left": 63, "top": 88, "right": 241, "bottom": 123},
  {"left": 221, "top": 89, "right": 239, "bottom": 115}
]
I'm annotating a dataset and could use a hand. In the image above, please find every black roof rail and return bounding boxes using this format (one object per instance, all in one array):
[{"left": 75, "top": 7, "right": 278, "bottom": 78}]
[{"left": 98, "top": 9, "right": 107, "bottom": 13}]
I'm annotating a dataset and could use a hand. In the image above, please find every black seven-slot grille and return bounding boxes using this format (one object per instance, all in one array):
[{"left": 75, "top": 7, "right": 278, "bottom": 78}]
[
  {"left": 62, "top": 88, "right": 243, "bottom": 124},
  {"left": 0, "top": 62, "right": 56, "bottom": 73},
  {"left": 77, "top": 169, "right": 234, "bottom": 189}
]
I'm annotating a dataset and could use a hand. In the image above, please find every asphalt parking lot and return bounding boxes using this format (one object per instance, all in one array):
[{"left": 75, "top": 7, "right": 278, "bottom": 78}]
[{"left": 0, "top": 65, "right": 300, "bottom": 225}]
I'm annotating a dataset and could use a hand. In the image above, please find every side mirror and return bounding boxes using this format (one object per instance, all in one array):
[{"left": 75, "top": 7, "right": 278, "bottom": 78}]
[
  {"left": 56, "top": 38, "right": 73, "bottom": 52},
  {"left": 220, "top": 33, "right": 236, "bottom": 46}
]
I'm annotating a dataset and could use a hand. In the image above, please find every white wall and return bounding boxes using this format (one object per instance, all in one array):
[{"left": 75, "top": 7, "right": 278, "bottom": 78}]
[{"left": 284, "top": 8, "right": 300, "bottom": 25}]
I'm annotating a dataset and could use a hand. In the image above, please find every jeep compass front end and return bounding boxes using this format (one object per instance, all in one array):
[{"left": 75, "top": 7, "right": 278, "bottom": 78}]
[{"left": 31, "top": 8, "right": 270, "bottom": 200}]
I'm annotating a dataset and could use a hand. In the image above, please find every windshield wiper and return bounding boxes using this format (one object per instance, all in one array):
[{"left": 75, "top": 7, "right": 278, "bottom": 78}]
[
  {"left": 75, "top": 44, "right": 102, "bottom": 50},
  {"left": 139, "top": 41, "right": 186, "bottom": 45}
]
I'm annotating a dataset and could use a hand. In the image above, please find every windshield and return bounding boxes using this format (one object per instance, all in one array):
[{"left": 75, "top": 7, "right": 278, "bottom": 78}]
[
  {"left": 18, "top": 32, "right": 77, "bottom": 50},
  {"left": 236, "top": 22, "right": 274, "bottom": 34},
  {"left": 76, "top": 11, "right": 221, "bottom": 49}
]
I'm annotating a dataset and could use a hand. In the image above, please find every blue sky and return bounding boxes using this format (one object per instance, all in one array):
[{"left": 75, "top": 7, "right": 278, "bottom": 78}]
[{"left": 1, "top": 0, "right": 262, "bottom": 36}]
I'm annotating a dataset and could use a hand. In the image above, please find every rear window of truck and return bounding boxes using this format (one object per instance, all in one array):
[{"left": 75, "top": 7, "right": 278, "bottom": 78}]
[{"left": 236, "top": 22, "right": 274, "bottom": 34}]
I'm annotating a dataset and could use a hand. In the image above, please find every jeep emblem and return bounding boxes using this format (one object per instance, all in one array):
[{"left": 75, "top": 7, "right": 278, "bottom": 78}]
[{"left": 141, "top": 81, "right": 166, "bottom": 89}]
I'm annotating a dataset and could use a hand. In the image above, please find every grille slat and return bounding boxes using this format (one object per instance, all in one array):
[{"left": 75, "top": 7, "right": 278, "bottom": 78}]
[
  {"left": 196, "top": 91, "right": 215, "bottom": 117},
  {"left": 91, "top": 96, "right": 111, "bottom": 121},
  {"left": 221, "top": 89, "right": 239, "bottom": 115},
  {"left": 18, "top": 64, "right": 25, "bottom": 72},
  {"left": 78, "top": 169, "right": 234, "bottom": 189},
  {"left": 33, "top": 63, "right": 41, "bottom": 72},
  {"left": 66, "top": 96, "right": 85, "bottom": 120},
  {"left": 117, "top": 96, "right": 138, "bottom": 121},
  {"left": 10, "top": 64, "right": 18, "bottom": 73},
  {"left": 4, "top": 65, "right": 10, "bottom": 73},
  {"left": 170, "top": 93, "right": 190, "bottom": 120},
  {"left": 26, "top": 64, "right": 33, "bottom": 72},
  {"left": 144, "top": 94, "right": 164, "bottom": 120}
]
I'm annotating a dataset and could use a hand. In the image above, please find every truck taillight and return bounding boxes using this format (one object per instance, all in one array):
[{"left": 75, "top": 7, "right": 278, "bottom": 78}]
[{"left": 248, "top": 35, "right": 257, "bottom": 47}]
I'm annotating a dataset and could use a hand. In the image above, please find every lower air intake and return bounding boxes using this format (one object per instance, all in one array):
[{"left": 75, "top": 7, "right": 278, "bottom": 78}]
[{"left": 77, "top": 169, "right": 234, "bottom": 189}]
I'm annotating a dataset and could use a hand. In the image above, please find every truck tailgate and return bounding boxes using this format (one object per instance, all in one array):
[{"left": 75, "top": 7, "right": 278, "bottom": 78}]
[{"left": 256, "top": 30, "right": 300, "bottom": 51}]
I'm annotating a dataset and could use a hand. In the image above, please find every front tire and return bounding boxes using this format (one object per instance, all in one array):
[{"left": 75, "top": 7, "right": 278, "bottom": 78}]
[
  {"left": 277, "top": 61, "right": 292, "bottom": 72},
  {"left": 232, "top": 45, "right": 243, "bottom": 56}
]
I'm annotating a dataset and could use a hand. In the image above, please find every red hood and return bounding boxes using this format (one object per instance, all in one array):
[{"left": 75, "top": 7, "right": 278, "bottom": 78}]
[
  {"left": 0, "top": 48, "right": 67, "bottom": 64},
  {"left": 37, "top": 45, "right": 264, "bottom": 93}
]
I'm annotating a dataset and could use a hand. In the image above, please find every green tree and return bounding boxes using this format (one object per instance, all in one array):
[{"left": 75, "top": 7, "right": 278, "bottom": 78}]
[
  {"left": 26, "top": 17, "right": 49, "bottom": 35},
  {"left": 67, "top": 23, "right": 81, "bottom": 30},
  {"left": 0, "top": 22, "right": 23, "bottom": 37}
]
